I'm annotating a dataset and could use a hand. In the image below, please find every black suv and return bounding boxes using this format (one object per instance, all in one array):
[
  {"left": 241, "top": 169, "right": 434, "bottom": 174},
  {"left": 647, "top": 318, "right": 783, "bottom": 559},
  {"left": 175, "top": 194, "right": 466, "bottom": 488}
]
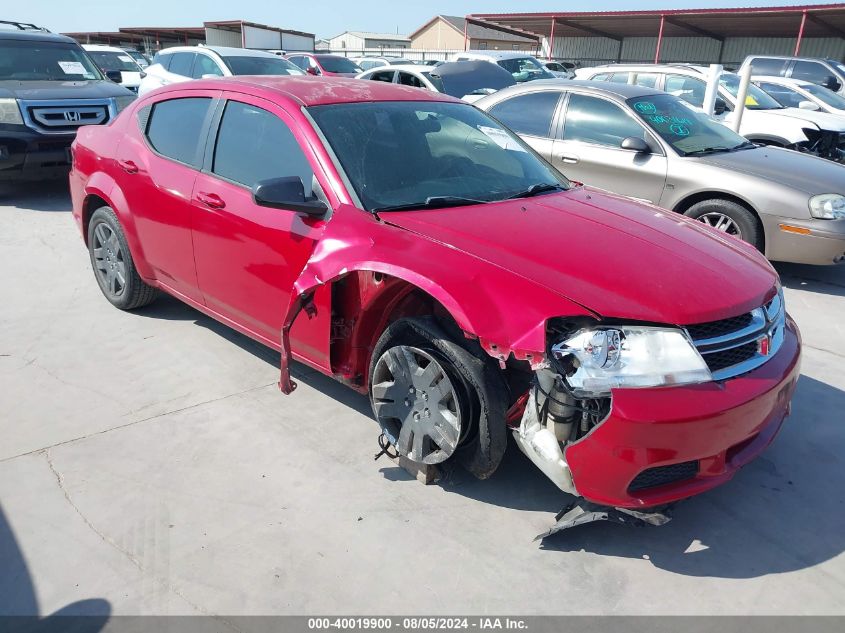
[{"left": 0, "top": 22, "right": 136, "bottom": 181}]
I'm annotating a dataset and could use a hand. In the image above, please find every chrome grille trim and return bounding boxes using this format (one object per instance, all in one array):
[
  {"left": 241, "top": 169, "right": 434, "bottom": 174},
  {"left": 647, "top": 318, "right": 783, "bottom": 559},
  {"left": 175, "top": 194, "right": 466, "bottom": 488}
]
[
  {"left": 19, "top": 98, "right": 116, "bottom": 135},
  {"left": 685, "top": 292, "right": 785, "bottom": 381}
]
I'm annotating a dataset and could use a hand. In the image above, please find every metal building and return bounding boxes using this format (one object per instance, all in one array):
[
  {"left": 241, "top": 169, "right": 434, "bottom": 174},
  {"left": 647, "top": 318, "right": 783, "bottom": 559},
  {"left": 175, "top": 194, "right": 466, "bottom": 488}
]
[{"left": 471, "top": 4, "right": 845, "bottom": 68}]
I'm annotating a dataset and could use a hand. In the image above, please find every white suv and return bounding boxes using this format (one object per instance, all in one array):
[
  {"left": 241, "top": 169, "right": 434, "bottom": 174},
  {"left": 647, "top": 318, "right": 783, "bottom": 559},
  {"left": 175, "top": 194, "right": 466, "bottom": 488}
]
[
  {"left": 138, "top": 46, "right": 304, "bottom": 96},
  {"left": 82, "top": 44, "right": 144, "bottom": 92},
  {"left": 576, "top": 63, "right": 845, "bottom": 161}
]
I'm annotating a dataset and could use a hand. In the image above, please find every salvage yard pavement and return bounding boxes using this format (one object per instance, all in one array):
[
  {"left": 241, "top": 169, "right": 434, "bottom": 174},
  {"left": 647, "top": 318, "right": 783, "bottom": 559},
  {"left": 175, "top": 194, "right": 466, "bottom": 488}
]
[{"left": 2, "top": 181, "right": 845, "bottom": 616}]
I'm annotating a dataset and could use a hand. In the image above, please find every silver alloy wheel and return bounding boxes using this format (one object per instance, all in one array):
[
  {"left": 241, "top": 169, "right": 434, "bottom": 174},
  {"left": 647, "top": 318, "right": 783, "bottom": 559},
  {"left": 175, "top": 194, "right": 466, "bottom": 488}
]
[
  {"left": 697, "top": 212, "right": 742, "bottom": 238},
  {"left": 92, "top": 223, "right": 126, "bottom": 296},
  {"left": 371, "top": 346, "right": 462, "bottom": 464}
]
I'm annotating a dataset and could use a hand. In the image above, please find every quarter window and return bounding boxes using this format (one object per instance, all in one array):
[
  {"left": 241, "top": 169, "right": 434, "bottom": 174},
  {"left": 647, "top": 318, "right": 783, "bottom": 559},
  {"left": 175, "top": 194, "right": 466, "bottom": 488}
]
[
  {"left": 146, "top": 97, "right": 211, "bottom": 165},
  {"left": 168, "top": 52, "right": 196, "bottom": 77},
  {"left": 563, "top": 94, "right": 647, "bottom": 148},
  {"left": 212, "top": 101, "right": 314, "bottom": 194},
  {"left": 488, "top": 91, "right": 561, "bottom": 138}
]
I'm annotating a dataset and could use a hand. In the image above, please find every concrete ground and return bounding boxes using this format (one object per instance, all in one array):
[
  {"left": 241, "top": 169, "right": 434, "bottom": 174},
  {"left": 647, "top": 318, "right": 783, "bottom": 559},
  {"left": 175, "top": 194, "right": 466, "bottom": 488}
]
[{"left": 1, "top": 180, "right": 844, "bottom": 617}]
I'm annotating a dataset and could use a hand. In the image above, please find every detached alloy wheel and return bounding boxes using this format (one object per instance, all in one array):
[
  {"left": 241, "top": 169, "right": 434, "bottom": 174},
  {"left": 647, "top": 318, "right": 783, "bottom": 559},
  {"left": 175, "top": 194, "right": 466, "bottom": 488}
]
[
  {"left": 371, "top": 346, "right": 462, "bottom": 464},
  {"left": 684, "top": 199, "right": 763, "bottom": 252},
  {"left": 88, "top": 206, "right": 158, "bottom": 310},
  {"left": 369, "top": 317, "right": 509, "bottom": 478}
]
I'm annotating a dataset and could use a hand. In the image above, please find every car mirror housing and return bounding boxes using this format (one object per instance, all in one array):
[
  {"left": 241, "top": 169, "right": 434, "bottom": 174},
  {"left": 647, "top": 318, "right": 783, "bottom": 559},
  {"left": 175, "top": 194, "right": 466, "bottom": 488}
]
[
  {"left": 714, "top": 97, "right": 727, "bottom": 115},
  {"left": 621, "top": 136, "right": 651, "bottom": 154},
  {"left": 823, "top": 76, "right": 842, "bottom": 92},
  {"left": 798, "top": 100, "right": 821, "bottom": 111},
  {"left": 104, "top": 69, "right": 123, "bottom": 83},
  {"left": 252, "top": 176, "right": 328, "bottom": 217}
]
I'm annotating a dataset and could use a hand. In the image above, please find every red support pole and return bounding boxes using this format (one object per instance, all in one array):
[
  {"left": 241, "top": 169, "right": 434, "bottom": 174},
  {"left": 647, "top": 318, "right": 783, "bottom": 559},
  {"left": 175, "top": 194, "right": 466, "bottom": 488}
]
[
  {"left": 654, "top": 14, "right": 665, "bottom": 63},
  {"left": 794, "top": 10, "right": 808, "bottom": 56},
  {"left": 548, "top": 18, "right": 556, "bottom": 60}
]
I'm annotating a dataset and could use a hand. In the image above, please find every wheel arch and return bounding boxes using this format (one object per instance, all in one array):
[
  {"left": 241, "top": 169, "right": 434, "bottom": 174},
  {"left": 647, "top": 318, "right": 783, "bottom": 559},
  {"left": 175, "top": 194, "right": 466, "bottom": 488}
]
[{"left": 672, "top": 191, "right": 766, "bottom": 251}]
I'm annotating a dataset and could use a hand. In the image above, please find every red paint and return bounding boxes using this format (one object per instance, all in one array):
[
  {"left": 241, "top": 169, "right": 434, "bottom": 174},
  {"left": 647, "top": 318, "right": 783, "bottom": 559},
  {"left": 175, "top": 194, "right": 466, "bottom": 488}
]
[
  {"left": 794, "top": 10, "right": 808, "bottom": 56},
  {"left": 654, "top": 14, "right": 665, "bottom": 63},
  {"left": 70, "top": 76, "right": 799, "bottom": 507}
]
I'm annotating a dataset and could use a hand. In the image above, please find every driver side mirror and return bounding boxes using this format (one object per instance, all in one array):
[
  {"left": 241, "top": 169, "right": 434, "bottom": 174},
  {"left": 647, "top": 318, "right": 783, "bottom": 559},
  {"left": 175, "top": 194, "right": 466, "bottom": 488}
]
[
  {"left": 823, "top": 75, "right": 842, "bottom": 92},
  {"left": 306, "top": 66, "right": 320, "bottom": 76},
  {"left": 714, "top": 97, "right": 727, "bottom": 116},
  {"left": 104, "top": 69, "right": 123, "bottom": 83},
  {"left": 252, "top": 176, "right": 327, "bottom": 217},
  {"left": 798, "top": 100, "right": 821, "bottom": 111},
  {"left": 621, "top": 136, "right": 651, "bottom": 154}
]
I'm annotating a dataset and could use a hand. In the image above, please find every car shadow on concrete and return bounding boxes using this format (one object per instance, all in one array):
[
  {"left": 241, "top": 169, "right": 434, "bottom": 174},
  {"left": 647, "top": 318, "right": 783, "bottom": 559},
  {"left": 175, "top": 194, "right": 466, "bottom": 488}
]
[
  {"left": 0, "top": 181, "right": 71, "bottom": 213},
  {"left": 131, "top": 297, "right": 845, "bottom": 580},
  {"left": 0, "top": 506, "right": 111, "bottom": 628},
  {"left": 776, "top": 262, "right": 845, "bottom": 298}
]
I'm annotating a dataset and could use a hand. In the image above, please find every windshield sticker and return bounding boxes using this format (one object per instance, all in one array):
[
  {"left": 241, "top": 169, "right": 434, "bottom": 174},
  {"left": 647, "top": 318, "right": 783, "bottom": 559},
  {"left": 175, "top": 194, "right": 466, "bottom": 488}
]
[
  {"left": 118, "top": 55, "right": 133, "bottom": 63},
  {"left": 746, "top": 95, "right": 759, "bottom": 106},
  {"left": 477, "top": 126, "right": 526, "bottom": 152},
  {"left": 634, "top": 101, "right": 657, "bottom": 114},
  {"left": 58, "top": 61, "right": 87, "bottom": 75},
  {"left": 669, "top": 124, "right": 691, "bottom": 136}
]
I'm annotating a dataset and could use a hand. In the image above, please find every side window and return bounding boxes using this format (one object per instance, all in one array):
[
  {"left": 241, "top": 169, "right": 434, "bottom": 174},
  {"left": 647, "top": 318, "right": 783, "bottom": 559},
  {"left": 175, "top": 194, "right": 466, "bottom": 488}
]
[
  {"left": 632, "top": 73, "right": 659, "bottom": 88},
  {"left": 398, "top": 72, "right": 424, "bottom": 88},
  {"left": 749, "top": 57, "right": 788, "bottom": 76},
  {"left": 212, "top": 101, "right": 314, "bottom": 195},
  {"left": 359, "top": 60, "right": 377, "bottom": 71},
  {"left": 792, "top": 60, "right": 835, "bottom": 86},
  {"left": 145, "top": 97, "right": 212, "bottom": 165},
  {"left": 563, "top": 93, "right": 647, "bottom": 148},
  {"left": 664, "top": 74, "right": 706, "bottom": 108},
  {"left": 591, "top": 73, "right": 610, "bottom": 81},
  {"left": 369, "top": 70, "right": 395, "bottom": 83},
  {"left": 757, "top": 82, "right": 803, "bottom": 108},
  {"left": 153, "top": 52, "right": 172, "bottom": 70},
  {"left": 168, "top": 52, "right": 196, "bottom": 77},
  {"left": 192, "top": 54, "right": 223, "bottom": 78},
  {"left": 288, "top": 56, "right": 306, "bottom": 69},
  {"left": 607, "top": 72, "right": 631, "bottom": 84},
  {"left": 488, "top": 91, "right": 561, "bottom": 138}
]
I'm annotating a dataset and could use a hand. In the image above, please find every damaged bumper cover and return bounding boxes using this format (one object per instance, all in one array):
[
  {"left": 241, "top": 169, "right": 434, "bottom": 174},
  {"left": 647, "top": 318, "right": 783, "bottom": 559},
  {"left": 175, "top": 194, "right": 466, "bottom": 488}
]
[{"left": 535, "top": 500, "right": 672, "bottom": 540}]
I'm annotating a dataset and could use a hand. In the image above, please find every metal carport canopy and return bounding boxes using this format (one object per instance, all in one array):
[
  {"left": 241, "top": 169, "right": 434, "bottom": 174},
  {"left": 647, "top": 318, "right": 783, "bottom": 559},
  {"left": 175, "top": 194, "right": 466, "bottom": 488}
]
[{"left": 470, "top": 4, "right": 845, "bottom": 60}]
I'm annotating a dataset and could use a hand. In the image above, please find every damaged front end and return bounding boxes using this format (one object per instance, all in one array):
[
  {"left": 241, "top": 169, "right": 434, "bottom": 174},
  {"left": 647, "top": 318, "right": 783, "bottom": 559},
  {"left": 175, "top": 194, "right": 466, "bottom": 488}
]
[{"left": 795, "top": 128, "right": 845, "bottom": 163}]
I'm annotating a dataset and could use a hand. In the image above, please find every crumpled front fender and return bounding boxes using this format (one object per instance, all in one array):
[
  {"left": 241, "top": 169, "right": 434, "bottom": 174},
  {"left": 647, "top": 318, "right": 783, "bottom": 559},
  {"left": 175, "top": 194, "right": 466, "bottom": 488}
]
[{"left": 279, "top": 206, "right": 595, "bottom": 393}]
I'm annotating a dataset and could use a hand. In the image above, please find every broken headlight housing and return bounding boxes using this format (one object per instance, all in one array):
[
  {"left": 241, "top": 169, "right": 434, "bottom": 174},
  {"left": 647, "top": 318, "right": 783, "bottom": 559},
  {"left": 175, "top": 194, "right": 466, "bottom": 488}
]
[
  {"left": 551, "top": 326, "right": 712, "bottom": 396},
  {"left": 809, "top": 194, "right": 845, "bottom": 220}
]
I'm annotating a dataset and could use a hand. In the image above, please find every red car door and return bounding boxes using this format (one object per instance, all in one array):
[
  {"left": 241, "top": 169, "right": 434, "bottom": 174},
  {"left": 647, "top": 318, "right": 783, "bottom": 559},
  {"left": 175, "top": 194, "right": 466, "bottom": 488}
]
[
  {"left": 115, "top": 89, "right": 220, "bottom": 303},
  {"left": 190, "top": 94, "right": 332, "bottom": 363}
]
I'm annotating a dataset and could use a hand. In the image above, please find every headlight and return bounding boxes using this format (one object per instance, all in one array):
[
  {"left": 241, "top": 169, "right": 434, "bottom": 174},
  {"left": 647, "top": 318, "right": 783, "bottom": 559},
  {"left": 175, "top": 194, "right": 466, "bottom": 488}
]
[
  {"left": 0, "top": 98, "right": 23, "bottom": 125},
  {"left": 113, "top": 95, "right": 136, "bottom": 114},
  {"left": 551, "top": 326, "right": 712, "bottom": 395},
  {"left": 809, "top": 194, "right": 845, "bottom": 220}
]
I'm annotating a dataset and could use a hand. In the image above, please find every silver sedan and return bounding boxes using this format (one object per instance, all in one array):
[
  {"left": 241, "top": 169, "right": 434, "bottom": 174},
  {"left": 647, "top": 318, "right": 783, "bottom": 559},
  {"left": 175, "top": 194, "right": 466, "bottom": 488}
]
[{"left": 476, "top": 80, "right": 845, "bottom": 265}]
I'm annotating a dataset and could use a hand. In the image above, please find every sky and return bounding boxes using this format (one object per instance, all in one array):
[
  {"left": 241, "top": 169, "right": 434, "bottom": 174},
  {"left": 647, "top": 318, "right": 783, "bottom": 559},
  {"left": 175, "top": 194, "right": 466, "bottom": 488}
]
[{"left": 13, "top": 0, "right": 845, "bottom": 39}]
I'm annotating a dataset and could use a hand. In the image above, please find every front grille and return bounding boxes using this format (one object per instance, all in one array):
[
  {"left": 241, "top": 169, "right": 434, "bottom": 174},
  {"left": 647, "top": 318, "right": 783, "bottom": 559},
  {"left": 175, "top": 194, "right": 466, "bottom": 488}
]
[
  {"left": 628, "top": 460, "right": 699, "bottom": 492},
  {"left": 18, "top": 99, "right": 113, "bottom": 134},
  {"left": 700, "top": 340, "right": 758, "bottom": 373},
  {"left": 685, "top": 313, "right": 752, "bottom": 340}
]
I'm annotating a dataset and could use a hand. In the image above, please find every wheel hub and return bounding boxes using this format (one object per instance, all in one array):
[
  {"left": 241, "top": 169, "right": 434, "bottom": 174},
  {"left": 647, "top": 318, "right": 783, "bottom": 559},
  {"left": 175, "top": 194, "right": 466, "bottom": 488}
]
[
  {"left": 697, "top": 212, "right": 742, "bottom": 238},
  {"left": 371, "top": 346, "right": 462, "bottom": 464}
]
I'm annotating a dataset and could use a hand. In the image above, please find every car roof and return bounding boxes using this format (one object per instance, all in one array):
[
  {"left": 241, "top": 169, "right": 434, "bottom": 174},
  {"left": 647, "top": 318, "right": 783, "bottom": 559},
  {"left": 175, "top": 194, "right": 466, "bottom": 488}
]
[
  {"left": 177, "top": 75, "right": 459, "bottom": 107},
  {"left": 82, "top": 44, "right": 127, "bottom": 53},
  {"left": 0, "top": 29, "right": 76, "bottom": 43},
  {"left": 158, "top": 45, "right": 281, "bottom": 59},
  {"left": 745, "top": 55, "right": 835, "bottom": 63},
  {"left": 495, "top": 79, "right": 662, "bottom": 99}
]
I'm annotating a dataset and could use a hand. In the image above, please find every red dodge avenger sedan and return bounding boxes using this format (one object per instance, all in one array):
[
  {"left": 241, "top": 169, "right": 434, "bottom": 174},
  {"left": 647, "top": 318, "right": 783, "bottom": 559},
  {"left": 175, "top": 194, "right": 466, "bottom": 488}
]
[{"left": 70, "top": 76, "right": 800, "bottom": 521}]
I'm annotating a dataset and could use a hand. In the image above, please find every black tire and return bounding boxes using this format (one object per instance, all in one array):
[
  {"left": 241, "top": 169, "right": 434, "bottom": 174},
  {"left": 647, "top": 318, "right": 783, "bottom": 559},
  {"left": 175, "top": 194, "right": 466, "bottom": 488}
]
[
  {"left": 87, "top": 206, "right": 158, "bottom": 310},
  {"left": 369, "top": 316, "right": 509, "bottom": 479},
  {"left": 683, "top": 199, "right": 763, "bottom": 252}
]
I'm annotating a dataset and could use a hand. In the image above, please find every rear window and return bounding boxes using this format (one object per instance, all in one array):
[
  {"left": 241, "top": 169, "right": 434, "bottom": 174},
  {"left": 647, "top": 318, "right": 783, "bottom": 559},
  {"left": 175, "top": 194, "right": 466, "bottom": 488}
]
[
  {"left": 145, "top": 97, "right": 212, "bottom": 165},
  {"left": 221, "top": 55, "right": 304, "bottom": 76}
]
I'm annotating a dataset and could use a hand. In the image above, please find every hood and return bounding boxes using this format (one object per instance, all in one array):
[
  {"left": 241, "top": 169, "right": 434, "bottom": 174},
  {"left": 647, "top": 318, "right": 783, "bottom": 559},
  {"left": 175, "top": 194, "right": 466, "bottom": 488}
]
[
  {"left": 767, "top": 106, "right": 845, "bottom": 131},
  {"left": 692, "top": 145, "right": 845, "bottom": 195},
  {"left": 381, "top": 188, "right": 777, "bottom": 325},
  {"left": 0, "top": 79, "right": 133, "bottom": 100}
]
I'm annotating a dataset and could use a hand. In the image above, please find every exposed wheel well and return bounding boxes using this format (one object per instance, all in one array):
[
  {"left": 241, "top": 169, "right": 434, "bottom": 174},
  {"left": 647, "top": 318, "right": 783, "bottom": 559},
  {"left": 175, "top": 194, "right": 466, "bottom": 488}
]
[
  {"left": 672, "top": 192, "right": 765, "bottom": 251},
  {"left": 81, "top": 194, "right": 109, "bottom": 245}
]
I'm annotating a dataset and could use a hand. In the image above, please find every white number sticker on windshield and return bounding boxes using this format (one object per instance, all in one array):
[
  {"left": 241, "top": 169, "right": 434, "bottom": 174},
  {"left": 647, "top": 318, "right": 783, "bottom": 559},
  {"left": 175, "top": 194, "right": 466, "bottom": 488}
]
[
  {"left": 118, "top": 55, "right": 133, "bottom": 63},
  {"left": 58, "top": 61, "right": 87, "bottom": 75},
  {"left": 477, "top": 126, "right": 526, "bottom": 152}
]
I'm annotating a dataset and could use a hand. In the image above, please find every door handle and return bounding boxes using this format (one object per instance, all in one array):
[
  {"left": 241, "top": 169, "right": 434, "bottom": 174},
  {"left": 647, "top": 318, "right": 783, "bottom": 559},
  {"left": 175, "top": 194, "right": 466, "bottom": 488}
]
[
  {"left": 117, "top": 159, "right": 138, "bottom": 174},
  {"left": 196, "top": 192, "right": 226, "bottom": 209},
  {"left": 559, "top": 154, "right": 580, "bottom": 164}
]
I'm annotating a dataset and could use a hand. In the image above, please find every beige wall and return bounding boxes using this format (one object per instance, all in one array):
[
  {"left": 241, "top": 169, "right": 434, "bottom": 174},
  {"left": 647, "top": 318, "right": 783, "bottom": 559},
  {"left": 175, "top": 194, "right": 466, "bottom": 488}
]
[{"left": 411, "top": 20, "right": 464, "bottom": 49}]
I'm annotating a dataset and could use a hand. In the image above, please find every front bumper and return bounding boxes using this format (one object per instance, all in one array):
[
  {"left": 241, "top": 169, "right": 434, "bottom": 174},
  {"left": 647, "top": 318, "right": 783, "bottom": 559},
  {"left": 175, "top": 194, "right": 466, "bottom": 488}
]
[
  {"left": 0, "top": 126, "right": 74, "bottom": 181},
  {"left": 564, "top": 316, "right": 801, "bottom": 508},
  {"left": 764, "top": 215, "right": 845, "bottom": 265}
]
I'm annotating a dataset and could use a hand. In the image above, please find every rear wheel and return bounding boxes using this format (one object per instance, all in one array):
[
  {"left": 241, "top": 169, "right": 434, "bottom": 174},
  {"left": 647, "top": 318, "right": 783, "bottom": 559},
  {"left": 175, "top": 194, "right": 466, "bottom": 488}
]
[
  {"left": 88, "top": 206, "right": 158, "bottom": 310},
  {"left": 683, "top": 199, "right": 763, "bottom": 252},
  {"left": 369, "top": 317, "right": 508, "bottom": 478}
]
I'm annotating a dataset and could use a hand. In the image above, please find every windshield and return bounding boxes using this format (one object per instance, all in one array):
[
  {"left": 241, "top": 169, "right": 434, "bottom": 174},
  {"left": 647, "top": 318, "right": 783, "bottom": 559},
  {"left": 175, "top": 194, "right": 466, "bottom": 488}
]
[
  {"left": 497, "top": 57, "right": 554, "bottom": 83},
  {"left": 719, "top": 73, "right": 784, "bottom": 109},
  {"left": 316, "top": 56, "right": 361, "bottom": 73},
  {"left": 628, "top": 94, "right": 751, "bottom": 156},
  {"left": 87, "top": 51, "right": 140, "bottom": 72},
  {"left": 126, "top": 51, "right": 149, "bottom": 65},
  {"left": 222, "top": 56, "right": 305, "bottom": 76},
  {"left": 803, "top": 83, "right": 845, "bottom": 109},
  {"left": 0, "top": 40, "right": 103, "bottom": 81},
  {"left": 308, "top": 101, "right": 569, "bottom": 212}
]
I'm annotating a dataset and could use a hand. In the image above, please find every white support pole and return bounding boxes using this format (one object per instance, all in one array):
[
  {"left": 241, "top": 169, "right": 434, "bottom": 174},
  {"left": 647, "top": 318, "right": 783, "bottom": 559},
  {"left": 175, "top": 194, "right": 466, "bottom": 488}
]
[
  {"left": 732, "top": 64, "right": 752, "bottom": 133},
  {"left": 703, "top": 64, "right": 723, "bottom": 116}
]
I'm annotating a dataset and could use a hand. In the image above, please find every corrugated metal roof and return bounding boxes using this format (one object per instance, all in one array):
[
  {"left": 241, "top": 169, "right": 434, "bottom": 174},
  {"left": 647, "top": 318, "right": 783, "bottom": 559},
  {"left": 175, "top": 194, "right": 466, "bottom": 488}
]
[{"left": 438, "top": 16, "right": 537, "bottom": 42}]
